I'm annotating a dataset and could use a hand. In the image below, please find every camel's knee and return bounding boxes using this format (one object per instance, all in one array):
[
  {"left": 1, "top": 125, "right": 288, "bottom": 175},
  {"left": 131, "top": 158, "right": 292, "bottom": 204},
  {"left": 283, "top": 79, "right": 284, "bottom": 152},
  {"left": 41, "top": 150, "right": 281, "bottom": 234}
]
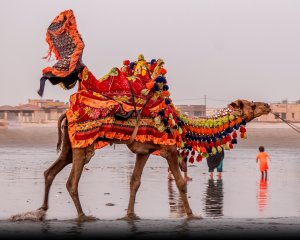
[
  {"left": 66, "top": 181, "right": 77, "bottom": 196},
  {"left": 44, "top": 169, "right": 55, "bottom": 184}
]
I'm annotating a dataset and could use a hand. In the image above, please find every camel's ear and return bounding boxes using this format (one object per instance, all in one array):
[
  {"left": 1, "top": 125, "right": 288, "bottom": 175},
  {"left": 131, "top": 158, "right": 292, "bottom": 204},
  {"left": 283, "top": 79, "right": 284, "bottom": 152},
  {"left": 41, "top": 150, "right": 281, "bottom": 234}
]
[
  {"left": 229, "top": 100, "right": 244, "bottom": 109},
  {"left": 237, "top": 100, "right": 244, "bottom": 109},
  {"left": 229, "top": 102, "right": 238, "bottom": 108}
]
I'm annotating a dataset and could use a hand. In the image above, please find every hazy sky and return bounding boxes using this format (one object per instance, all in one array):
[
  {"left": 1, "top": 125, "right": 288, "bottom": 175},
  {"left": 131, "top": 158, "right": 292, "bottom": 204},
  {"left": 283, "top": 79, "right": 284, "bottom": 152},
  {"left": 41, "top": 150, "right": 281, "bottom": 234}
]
[{"left": 1, "top": 0, "right": 300, "bottom": 108}]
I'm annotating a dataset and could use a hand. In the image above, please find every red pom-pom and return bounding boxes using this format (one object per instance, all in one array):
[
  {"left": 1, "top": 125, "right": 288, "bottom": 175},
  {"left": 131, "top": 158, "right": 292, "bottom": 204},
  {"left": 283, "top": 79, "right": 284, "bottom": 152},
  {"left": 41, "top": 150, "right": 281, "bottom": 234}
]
[
  {"left": 226, "top": 134, "right": 232, "bottom": 141},
  {"left": 240, "top": 126, "right": 246, "bottom": 133},
  {"left": 222, "top": 138, "right": 227, "bottom": 144},
  {"left": 123, "top": 60, "right": 130, "bottom": 65},
  {"left": 210, "top": 142, "right": 215, "bottom": 148},
  {"left": 191, "top": 150, "right": 195, "bottom": 156},
  {"left": 159, "top": 68, "right": 167, "bottom": 75},
  {"left": 196, "top": 155, "right": 203, "bottom": 162},
  {"left": 216, "top": 140, "right": 221, "bottom": 147},
  {"left": 232, "top": 131, "right": 237, "bottom": 138},
  {"left": 229, "top": 143, "right": 234, "bottom": 149},
  {"left": 189, "top": 156, "right": 194, "bottom": 164},
  {"left": 240, "top": 132, "right": 245, "bottom": 138}
]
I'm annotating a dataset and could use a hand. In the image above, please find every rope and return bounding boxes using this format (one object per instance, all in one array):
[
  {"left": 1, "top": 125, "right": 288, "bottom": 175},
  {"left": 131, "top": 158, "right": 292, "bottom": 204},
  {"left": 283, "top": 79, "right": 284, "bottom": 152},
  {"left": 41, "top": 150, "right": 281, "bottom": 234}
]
[{"left": 270, "top": 111, "right": 300, "bottom": 134}]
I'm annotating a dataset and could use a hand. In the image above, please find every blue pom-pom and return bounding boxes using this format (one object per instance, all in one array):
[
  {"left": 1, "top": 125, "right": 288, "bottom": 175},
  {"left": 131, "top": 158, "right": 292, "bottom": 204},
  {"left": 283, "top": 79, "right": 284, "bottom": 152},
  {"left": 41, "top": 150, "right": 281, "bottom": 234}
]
[
  {"left": 129, "top": 62, "right": 135, "bottom": 70},
  {"left": 234, "top": 124, "right": 240, "bottom": 130},
  {"left": 163, "top": 85, "right": 169, "bottom": 91},
  {"left": 153, "top": 83, "right": 160, "bottom": 91},
  {"left": 206, "top": 147, "right": 212, "bottom": 154},
  {"left": 165, "top": 98, "right": 171, "bottom": 105},
  {"left": 166, "top": 127, "right": 171, "bottom": 134},
  {"left": 158, "top": 110, "right": 164, "bottom": 116},
  {"left": 227, "top": 127, "right": 233, "bottom": 133},
  {"left": 155, "top": 76, "right": 166, "bottom": 83},
  {"left": 242, "top": 119, "right": 247, "bottom": 126},
  {"left": 231, "top": 139, "right": 237, "bottom": 144},
  {"left": 151, "top": 59, "right": 156, "bottom": 64}
]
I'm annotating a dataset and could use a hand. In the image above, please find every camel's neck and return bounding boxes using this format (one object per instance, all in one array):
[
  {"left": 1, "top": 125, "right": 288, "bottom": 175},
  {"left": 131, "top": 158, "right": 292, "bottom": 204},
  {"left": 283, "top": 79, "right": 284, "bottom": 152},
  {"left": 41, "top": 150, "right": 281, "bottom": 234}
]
[{"left": 174, "top": 106, "right": 247, "bottom": 163}]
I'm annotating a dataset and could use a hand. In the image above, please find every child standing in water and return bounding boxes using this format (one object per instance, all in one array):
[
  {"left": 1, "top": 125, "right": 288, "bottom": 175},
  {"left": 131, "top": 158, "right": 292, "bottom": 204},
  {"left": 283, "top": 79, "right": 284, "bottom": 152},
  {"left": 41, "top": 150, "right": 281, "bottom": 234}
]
[{"left": 256, "top": 146, "right": 271, "bottom": 180}]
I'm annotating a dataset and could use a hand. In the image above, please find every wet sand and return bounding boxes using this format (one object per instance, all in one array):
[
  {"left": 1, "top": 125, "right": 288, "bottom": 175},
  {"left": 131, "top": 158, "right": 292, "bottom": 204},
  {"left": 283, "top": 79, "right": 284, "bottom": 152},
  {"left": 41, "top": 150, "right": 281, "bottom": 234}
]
[{"left": 0, "top": 122, "right": 300, "bottom": 238}]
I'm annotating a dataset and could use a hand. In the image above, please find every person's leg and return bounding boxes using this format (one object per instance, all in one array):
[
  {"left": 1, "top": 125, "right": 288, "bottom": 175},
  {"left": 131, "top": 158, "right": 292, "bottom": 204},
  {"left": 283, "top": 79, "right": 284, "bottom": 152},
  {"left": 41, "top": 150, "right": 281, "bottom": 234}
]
[
  {"left": 261, "top": 171, "right": 264, "bottom": 179},
  {"left": 183, "top": 171, "right": 192, "bottom": 182},
  {"left": 208, "top": 167, "right": 214, "bottom": 179},
  {"left": 265, "top": 170, "right": 268, "bottom": 180},
  {"left": 217, "top": 160, "right": 223, "bottom": 179}
]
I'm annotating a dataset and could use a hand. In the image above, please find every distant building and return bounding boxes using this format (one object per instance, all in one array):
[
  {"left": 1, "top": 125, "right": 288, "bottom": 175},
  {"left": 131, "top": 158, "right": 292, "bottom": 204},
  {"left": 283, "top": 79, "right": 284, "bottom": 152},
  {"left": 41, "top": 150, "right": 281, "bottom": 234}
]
[
  {"left": 257, "top": 102, "right": 300, "bottom": 122},
  {"left": 175, "top": 105, "right": 206, "bottom": 117},
  {"left": 0, "top": 99, "right": 68, "bottom": 126}
]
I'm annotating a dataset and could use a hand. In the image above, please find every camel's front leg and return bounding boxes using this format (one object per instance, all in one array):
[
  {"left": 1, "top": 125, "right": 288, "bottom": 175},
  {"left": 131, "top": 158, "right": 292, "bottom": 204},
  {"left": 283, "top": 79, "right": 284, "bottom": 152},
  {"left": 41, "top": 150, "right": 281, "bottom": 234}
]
[
  {"left": 125, "top": 153, "right": 150, "bottom": 220},
  {"left": 161, "top": 147, "right": 194, "bottom": 219},
  {"left": 66, "top": 148, "right": 97, "bottom": 221}
]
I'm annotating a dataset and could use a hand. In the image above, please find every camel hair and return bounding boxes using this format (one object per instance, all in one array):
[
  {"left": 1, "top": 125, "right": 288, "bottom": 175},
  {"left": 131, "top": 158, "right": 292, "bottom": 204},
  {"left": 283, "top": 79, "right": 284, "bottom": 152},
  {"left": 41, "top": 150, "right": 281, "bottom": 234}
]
[{"left": 11, "top": 99, "right": 270, "bottom": 222}]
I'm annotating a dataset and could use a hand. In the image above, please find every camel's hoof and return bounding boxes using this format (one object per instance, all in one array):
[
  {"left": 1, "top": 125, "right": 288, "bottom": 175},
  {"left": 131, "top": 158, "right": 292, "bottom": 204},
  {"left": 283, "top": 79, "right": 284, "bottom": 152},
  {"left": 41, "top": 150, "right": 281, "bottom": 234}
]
[
  {"left": 117, "top": 214, "right": 140, "bottom": 221},
  {"left": 10, "top": 209, "right": 46, "bottom": 222},
  {"left": 77, "top": 214, "right": 98, "bottom": 222},
  {"left": 186, "top": 214, "right": 202, "bottom": 221}
]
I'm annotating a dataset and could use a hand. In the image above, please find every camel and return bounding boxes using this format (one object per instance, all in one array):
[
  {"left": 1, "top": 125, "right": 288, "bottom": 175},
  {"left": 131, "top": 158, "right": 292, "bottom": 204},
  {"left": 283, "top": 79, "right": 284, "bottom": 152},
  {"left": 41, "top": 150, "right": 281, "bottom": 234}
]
[
  {"left": 10, "top": 99, "right": 270, "bottom": 222},
  {"left": 11, "top": 10, "right": 272, "bottom": 221}
]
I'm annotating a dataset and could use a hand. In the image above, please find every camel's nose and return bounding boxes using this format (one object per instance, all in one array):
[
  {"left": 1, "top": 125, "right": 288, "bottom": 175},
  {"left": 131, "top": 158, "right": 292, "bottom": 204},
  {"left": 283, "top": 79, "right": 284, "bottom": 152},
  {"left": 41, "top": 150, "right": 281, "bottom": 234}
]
[{"left": 265, "top": 103, "right": 271, "bottom": 111}]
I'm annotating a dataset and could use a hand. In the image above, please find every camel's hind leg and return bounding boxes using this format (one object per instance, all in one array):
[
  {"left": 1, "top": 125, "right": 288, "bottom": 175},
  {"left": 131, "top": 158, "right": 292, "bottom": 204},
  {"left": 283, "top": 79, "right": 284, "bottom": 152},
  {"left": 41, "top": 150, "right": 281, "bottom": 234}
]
[
  {"left": 66, "top": 147, "right": 96, "bottom": 221},
  {"left": 160, "top": 146, "right": 194, "bottom": 218},
  {"left": 39, "top": 148, "right": 72, "bottom": 211},
  {"left": 124, "top": 153, "right": 150, "bottom": 219},
  {"left": 40, "top": 119, "right": 73, "bottom": 211}
]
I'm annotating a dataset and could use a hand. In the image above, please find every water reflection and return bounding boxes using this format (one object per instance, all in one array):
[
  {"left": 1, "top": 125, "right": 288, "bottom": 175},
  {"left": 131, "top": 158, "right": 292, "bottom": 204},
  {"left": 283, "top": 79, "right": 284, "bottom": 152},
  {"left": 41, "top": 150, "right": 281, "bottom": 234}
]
[
  {"left": 257, "top": 178, "right": 268, "bottom": 215},
  {"left": 168, "top": 180, "right": 186, "bottom": 218},
  {"left": 203, "top": 179, "right": 224, "bottom": 217}
]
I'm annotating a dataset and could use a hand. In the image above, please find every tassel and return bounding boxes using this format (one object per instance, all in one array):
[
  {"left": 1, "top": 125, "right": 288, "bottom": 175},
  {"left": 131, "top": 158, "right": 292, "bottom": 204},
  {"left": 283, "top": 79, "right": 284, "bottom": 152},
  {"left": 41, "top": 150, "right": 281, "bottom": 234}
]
[
  {"left": 37, "top": 76, "right": 48, "bottom": 97},
  {"left": 189, "top": 156, "right": 194, "bottom": 164},
  {"left": 232, "top": 131, "right": 237, "bottom": 138},
  {"left": 226, "top": 134, "right": 232, "bottom": 141},
  {"left": 240, "top": 126, "right": 246, "bottom": 133},
  {"left": 217, "top": 146, "right": 223, "bottom": 153},
  {"left": 212, "top": 147, "right": 217, "bottom": 155},
  {"left": 224, "top": 142, "right": 230, "bottom": 150}
]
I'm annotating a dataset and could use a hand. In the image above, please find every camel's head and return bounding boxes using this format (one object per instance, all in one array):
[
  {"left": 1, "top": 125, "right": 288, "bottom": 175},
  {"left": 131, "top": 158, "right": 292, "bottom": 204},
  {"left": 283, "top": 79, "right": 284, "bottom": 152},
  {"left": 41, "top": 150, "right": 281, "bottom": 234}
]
[{"left": 228, "top": 99, "right": 271, "bottom": 122}]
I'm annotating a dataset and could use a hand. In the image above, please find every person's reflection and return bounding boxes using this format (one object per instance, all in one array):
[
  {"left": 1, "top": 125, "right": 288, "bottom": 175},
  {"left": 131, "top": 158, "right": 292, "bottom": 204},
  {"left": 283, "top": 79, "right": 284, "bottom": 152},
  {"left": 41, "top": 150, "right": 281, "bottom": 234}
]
[
  {"left": 168, "top": 180, "right": 186, "bottom": 218},
  {"left": 203, "top": 179, "right": 224, "bottom": 217},
  {"left": 257, "top": 178, "right": 268, "bottom": 214}
]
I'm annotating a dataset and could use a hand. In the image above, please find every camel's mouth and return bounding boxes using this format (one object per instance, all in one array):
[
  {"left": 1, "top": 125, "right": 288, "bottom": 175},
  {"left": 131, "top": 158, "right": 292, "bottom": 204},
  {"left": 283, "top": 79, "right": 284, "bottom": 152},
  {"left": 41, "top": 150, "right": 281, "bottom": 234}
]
[{"left": 253, "top": 103, "right": 271, "bottom": 118}]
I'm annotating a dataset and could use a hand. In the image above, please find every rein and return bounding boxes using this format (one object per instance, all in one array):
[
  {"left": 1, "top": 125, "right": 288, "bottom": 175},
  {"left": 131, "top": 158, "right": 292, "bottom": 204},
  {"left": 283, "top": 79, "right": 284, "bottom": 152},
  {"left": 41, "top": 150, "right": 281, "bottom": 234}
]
[{"left": 270, "top": 111, "right": 300, "bottom": 134}]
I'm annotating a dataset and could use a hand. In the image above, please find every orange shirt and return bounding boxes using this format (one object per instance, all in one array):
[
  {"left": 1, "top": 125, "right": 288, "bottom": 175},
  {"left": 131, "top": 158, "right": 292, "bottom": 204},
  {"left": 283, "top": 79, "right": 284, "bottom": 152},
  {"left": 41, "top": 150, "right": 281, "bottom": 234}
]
[{"left": 256, "top": 152, "right": 269, "bottom": 172}]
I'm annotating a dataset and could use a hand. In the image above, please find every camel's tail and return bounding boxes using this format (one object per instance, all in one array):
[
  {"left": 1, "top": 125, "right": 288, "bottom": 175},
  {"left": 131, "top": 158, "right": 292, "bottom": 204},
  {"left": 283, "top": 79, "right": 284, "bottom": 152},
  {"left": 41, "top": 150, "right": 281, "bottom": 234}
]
[{"left": 57, "top": 112, "right": 67, "bottom": 152}]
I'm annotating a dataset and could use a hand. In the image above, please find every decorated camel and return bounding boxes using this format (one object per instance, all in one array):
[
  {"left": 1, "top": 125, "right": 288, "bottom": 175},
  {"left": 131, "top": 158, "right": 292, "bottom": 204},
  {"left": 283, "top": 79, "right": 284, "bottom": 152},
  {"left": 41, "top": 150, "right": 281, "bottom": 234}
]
[{"left": 11, "top": 10, "right": 271, "bottom": 221}]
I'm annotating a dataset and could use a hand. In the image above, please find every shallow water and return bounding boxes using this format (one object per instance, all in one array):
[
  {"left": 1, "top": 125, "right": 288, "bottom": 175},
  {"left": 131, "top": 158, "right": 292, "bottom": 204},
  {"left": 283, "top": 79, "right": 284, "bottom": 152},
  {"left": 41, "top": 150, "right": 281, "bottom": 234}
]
[{"left": 0, "top": 124, "right": 300, "bottom": 221}]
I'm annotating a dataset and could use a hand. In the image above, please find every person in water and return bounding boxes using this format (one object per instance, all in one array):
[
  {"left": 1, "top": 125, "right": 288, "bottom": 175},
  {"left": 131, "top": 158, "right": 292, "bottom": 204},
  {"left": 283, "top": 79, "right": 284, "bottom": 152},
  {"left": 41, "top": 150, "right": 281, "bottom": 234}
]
[{"left": 256, "top": 146, "right": 271, "bottom": 180}]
